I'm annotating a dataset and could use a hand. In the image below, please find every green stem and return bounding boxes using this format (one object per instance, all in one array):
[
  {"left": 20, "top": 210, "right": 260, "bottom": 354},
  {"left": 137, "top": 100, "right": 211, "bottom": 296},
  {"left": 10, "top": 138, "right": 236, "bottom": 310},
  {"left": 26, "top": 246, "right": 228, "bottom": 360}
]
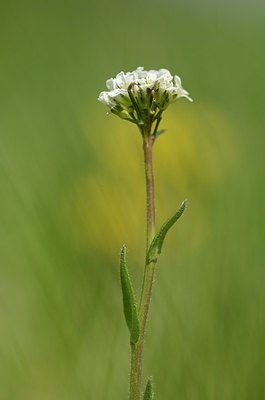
[{"left": 129, "top": 133, "right": 156, "bottom": 400}]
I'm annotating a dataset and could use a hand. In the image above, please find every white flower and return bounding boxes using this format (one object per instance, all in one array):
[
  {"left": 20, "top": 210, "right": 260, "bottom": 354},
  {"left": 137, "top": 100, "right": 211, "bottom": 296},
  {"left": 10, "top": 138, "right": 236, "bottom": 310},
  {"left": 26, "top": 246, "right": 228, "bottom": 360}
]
[{"left": 98, "top": 66, "right": 192, "bottom": 131}]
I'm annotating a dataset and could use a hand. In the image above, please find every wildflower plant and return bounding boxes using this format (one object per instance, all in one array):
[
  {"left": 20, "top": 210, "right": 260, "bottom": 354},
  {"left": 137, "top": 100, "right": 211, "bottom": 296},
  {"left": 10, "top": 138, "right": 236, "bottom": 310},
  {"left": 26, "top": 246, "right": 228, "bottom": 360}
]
[{"left": 98, "top": 67, "right": 192, "bottom": 400}]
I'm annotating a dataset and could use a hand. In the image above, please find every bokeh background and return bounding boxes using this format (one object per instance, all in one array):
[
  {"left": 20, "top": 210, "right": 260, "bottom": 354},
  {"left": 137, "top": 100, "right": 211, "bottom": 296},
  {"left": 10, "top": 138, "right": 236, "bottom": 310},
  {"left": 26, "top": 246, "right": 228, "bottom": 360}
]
[{"left": 1, "top": 0, "right": 265, "bottom": 399}]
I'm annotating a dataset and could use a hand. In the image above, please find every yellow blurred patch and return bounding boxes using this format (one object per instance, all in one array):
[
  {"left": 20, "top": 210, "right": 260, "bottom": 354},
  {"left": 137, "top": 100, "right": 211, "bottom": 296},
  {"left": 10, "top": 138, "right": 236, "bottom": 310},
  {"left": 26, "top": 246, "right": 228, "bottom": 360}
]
[{"left": 65, "top": 103, "right": 237, "bottom": 266}]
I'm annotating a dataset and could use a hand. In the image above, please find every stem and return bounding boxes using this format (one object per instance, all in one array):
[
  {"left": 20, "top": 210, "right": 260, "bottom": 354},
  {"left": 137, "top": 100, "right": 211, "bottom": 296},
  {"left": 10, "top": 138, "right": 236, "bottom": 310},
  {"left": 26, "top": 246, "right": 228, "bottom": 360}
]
[
  {"left": 143, "top": 135, "right": 156, "bottom": 248},
  {"left": 129, "top": 133, "right": 156, "bottom": 400}
]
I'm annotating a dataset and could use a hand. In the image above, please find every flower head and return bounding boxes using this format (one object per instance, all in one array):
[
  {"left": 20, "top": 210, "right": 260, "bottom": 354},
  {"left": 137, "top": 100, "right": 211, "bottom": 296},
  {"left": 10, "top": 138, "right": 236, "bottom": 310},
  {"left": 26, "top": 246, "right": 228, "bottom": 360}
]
[{"left": 98, "top": 66, "right": 192, "bottom": 135}]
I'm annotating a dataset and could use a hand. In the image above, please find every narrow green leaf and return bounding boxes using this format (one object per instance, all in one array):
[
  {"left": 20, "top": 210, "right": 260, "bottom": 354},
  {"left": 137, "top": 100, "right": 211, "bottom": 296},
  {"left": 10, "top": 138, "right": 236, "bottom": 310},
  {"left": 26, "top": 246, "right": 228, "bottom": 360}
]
[
  {"left": 120, "top": 245, "right": 140, "bottom": 344},
  {"left": 143, "top": 378, "right": 154, "bottom": 400},
  {"left": 154, "top": 129, "right": 166, "bottom": 139},
  {"left": 147, "top": 200, "right": 187, "bottom": 264}
]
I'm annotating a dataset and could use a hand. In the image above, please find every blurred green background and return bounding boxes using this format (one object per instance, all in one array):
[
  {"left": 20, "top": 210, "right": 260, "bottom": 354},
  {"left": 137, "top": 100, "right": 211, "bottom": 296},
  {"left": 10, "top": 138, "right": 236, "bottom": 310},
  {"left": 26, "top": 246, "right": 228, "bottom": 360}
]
[{"left": 0, "top": 0, "right": 265, "bottom": 399}]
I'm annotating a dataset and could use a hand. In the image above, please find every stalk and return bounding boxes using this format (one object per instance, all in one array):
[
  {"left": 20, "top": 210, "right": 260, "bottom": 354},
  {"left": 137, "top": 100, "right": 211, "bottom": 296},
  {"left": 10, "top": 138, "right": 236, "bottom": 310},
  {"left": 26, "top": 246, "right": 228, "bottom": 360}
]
[
  {"left": 129, "top": 132, "right": 157, "bottom": 400},
  {"left": 98, "top": 66, "right": 191, "bottom": 400}
]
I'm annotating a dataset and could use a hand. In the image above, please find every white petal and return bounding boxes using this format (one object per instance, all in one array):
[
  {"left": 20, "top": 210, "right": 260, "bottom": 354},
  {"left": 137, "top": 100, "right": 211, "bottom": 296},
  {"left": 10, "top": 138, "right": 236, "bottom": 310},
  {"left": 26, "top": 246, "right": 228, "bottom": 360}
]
[
  {"left": 148, "top": 69, "right": 159, "bottom": 76},
  {"left": 159, "top": 68, "right": 171, "bottom": 76},
  {"left": 125, "top": 73, "right": 135, "bottom": 86},
  {"left": 134, "top": 67, "right": 147, "bottom": 79},
  {"left": 146, "top": 72, "right": 158, "bottom": 84},
  {"left": 115, "top": 72, "right": 126, "bottom": 88},
  {"left": 135, "top": 77, "right": 146, "bottom": 85},
  {"left": 182, "top": 94, "right": 193, "bottom": 102},
  {"left": 174, "top": 75, "right": 182, "bottom": 87},
  {"left": 106, "top": 78, "right": 116, "bottom": 90},
  {"left": 108, "top": 89, "right": 127, "bottom": 98},
  {"left": 98, "top": 91, "right": 112, "bottom": 106}
]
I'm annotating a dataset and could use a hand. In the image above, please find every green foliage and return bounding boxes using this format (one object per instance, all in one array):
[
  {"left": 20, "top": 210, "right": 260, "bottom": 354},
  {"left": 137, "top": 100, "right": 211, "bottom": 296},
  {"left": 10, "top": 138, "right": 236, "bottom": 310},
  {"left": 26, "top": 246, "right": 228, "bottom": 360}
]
[
  {"left": 147, "top": 200, "right": 187, "bottom": 264},
  {"left": 120, "top": 245, "right": 140, "bottom": 344},
  {"left": 143, "top": 378, "right": 154, "bottom": 400}
]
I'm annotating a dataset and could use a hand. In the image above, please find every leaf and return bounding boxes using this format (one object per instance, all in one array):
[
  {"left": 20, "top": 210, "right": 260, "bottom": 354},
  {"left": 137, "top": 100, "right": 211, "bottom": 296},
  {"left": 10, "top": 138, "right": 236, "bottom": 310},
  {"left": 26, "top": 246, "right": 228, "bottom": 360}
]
[
  {"left": 120, "top": 245, "right": 140, "bottom": 344},
  {"left": 152, "top": 129, "right": 166, "bottom": 145},
  {"left": 147, "top": 200, "right": 187, "bottom": 264},
  {"left": 143, "top": 378, "right": 154, "bottom": 400},
  {"left": 154, "top": 129, "right": 166, "bottom": 139}
]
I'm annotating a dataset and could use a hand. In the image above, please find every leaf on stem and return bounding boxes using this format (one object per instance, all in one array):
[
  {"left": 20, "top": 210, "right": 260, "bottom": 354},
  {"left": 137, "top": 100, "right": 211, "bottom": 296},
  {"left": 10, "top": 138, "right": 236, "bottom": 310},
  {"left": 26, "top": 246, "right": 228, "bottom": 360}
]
[
  {"left": 147, "top": 200, "right": 187, "bottom": 264},
  {"left": 120, "top": 245, "right": 140, "bottom": 344},
  {"left": 143, "top": 378, "right": 154, "bottom": 400},
  {"left": 153, "top": 129, "right": 166, "bottom": 142}
]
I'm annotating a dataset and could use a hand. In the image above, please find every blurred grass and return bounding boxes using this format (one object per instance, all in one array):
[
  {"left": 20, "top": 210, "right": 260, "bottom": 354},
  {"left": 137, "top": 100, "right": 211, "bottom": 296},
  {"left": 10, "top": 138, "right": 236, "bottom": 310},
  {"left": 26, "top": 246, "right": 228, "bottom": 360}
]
[{"left": 0, "top": 0, "right": 265, "bottom": 399}]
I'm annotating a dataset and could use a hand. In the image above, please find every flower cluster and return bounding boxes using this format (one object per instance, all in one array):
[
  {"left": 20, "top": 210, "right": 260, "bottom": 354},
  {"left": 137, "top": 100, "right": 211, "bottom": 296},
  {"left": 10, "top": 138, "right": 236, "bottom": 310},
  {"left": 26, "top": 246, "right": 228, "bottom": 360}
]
[{"left": 98, "top": 67, "right": 192, "bottom": 134}]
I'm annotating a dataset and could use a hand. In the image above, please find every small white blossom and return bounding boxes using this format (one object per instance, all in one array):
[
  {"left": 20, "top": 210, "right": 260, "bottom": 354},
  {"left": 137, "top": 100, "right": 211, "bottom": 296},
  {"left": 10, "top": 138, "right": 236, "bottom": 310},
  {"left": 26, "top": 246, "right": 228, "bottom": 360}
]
[{"left": 98, "top": 66, "right": 192, "bottom": 133}]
